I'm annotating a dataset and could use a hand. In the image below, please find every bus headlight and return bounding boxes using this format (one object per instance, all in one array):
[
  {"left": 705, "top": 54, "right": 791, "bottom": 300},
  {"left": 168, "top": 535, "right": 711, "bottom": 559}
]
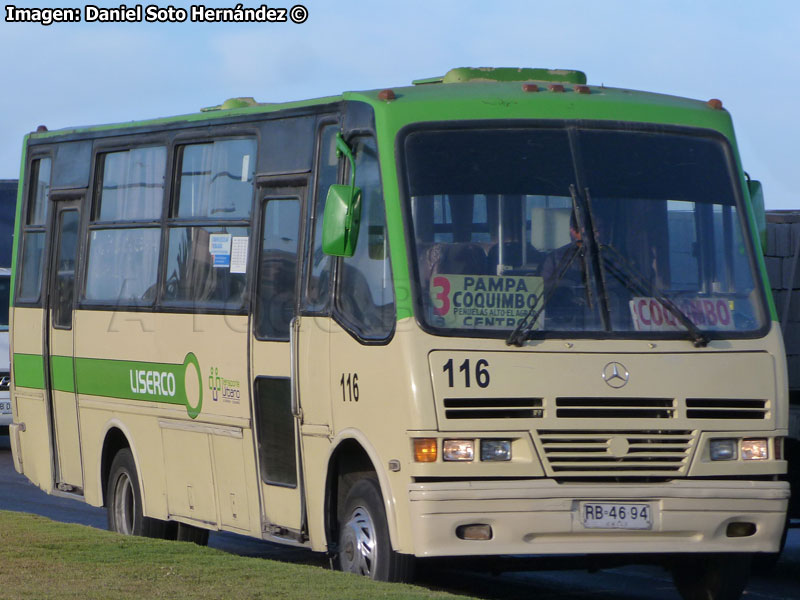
[
  {"left": 709, "top": 439, "right": 737, "bottom": 461},
  {"left": 443, "top": 439, "right": 474, "bottom": 461},
  {"left": 481, "top": 440, "right": 512, "bottom": 461},
  {"left": 741, "top": 438, "right": 768, "bottom": 460}
]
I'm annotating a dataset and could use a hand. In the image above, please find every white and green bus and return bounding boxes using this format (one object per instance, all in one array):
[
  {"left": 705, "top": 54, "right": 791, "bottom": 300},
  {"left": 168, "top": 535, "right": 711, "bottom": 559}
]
[{"left": 9, "top": 68, "right": 788, "bottom": 599}]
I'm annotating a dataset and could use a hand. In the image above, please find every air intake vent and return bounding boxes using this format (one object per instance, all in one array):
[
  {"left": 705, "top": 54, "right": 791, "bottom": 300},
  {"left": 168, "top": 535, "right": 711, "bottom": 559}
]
[
  {"left": 555, "top": 398, "right": 674, "bottom": 419},
  {"left": 444, "top": 398, "right": 543, "bottom": 419},
  {"left": 537, "top": 430, "right": 694, "bottom": 477},
  {"left": 685, "top": 399, "right": 767, "bottom": 420}
]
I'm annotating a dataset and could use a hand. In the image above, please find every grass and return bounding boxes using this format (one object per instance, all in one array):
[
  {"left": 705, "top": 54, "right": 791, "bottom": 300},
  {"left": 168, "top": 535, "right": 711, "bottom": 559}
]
[{"left": 0, "top": 511, "right": 476, "bottom": 600}]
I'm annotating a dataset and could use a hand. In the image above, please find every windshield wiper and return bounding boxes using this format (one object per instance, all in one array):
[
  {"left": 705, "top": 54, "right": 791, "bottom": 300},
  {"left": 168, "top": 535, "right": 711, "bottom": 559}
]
[
  {"left": 599, "top": 243, "right": 709, "bottom": 347},
  {"left": 505, "top": 242, "right": 583, "bottom": 346}
]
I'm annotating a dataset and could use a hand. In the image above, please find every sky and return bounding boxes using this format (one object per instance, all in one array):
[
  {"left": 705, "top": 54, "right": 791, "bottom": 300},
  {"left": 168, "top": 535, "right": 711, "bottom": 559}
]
[{"left": 1, "top": 0, "right": 798, "bottom": 208}]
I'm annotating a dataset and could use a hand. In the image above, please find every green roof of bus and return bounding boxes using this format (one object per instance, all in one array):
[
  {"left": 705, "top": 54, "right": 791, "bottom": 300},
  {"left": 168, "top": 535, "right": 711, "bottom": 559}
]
[{"left": 28, "top": 67, "right": 734, "bottom": 142}]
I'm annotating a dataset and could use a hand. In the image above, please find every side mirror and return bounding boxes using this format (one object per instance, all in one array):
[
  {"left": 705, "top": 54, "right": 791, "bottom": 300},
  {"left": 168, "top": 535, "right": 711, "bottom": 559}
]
[
  {"left": 323, "top": 132, "right": 362, "bottom": 257},
  {"left": 323, "top": 183, "right": 362, "bottom": 257},
  {"left": 747, "top": 179, "right": 766, "bottom": 253}
]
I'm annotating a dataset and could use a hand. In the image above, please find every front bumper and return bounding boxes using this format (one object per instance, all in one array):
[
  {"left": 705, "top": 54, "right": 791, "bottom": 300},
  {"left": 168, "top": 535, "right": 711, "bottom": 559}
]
[{"left": 408, "top": 478, "right": 788, "bottom": 557}]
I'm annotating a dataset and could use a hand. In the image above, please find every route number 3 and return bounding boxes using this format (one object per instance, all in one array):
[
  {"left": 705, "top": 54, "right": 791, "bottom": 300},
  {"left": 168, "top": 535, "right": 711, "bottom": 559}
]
[{"left": 443, "top": 358, "right": 490, "bottom": 388}]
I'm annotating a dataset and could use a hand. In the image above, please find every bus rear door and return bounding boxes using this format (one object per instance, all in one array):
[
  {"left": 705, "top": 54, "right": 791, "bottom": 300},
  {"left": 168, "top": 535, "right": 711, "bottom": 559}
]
[{"left": 44, "top": 197, "right": 83, "bottom": 493}]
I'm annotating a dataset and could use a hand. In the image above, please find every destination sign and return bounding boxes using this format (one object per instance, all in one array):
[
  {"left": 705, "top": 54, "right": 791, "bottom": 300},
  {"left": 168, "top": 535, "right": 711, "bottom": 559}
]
[
  {"left": 629, "top": 296, "right": 736, "bottom": 332},
  {"left": 429, "top": 274, "right": 543, "bottom": 329}
]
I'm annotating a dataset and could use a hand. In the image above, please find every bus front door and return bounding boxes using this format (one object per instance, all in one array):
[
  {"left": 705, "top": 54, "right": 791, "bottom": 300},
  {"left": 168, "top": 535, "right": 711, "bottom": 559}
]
[
  {"left": 250, "top": 185, "right": 306, "bottom": 539},
  {"left": 44, "top": 199, "right": 83, "bottom": 493}
]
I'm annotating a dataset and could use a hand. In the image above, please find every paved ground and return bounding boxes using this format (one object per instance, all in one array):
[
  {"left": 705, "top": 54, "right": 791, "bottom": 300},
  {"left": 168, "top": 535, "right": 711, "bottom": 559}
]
[{"left": 1, "top": 436, "right": 798, "bottom": 599}]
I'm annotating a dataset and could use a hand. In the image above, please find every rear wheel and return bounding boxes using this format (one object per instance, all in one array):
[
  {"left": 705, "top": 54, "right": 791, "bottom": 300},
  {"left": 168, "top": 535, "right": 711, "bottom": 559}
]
[
  {"left": 671, "top": 553, "right": 752, "bottom": 600},
  {"left": 336, "top": 477, "right": 414, "bottom": 582},
  {"left": 106, "top": 448, "right": 171, "bottom": 538}
]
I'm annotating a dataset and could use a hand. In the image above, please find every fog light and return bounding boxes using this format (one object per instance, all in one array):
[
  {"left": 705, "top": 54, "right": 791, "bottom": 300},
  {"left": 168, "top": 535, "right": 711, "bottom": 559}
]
[
  {"left": 726, "top": 522, "right": 756, "bottom": 538},
  {"left": 481, "top": 440, "right": 512, "bottom": 461},
  {"left": 456, "top": 524, "right": 492, "bottom": 540},
  {"left": 741, "top": 438, "right": 768, "bottom": 460},
  {"left": 710, "top": 439, "right": 737, "bottom": 461},
  {"left": 443, "top": 439, "right": 474, "bottom": 461},
  {"left": 414, "top": 438, "right": 437, "bottom": 462}
]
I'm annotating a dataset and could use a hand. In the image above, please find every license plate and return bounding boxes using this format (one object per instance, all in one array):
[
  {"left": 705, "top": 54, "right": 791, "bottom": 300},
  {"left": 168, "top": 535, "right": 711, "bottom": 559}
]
[{"left": 580, "top": 502, "right": 653, "bottom": 530}]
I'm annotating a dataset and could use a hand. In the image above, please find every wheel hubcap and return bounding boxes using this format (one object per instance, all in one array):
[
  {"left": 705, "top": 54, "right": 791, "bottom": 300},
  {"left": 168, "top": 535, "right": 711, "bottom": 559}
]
[
  {"left": 112, "top": 471, "right": 135, "bottom": 535},
  {"left": 340, "top": 506, "right": 377, "bottom": 577}
]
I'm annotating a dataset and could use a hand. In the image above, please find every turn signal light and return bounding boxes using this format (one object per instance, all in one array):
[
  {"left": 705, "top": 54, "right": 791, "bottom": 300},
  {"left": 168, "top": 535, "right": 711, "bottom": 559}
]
[{"left": 414, "top": 438, "right": 437, "bottom": 462}]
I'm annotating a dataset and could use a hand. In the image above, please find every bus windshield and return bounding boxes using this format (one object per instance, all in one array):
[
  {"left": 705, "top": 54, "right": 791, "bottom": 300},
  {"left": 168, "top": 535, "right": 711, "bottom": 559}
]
[{"left": 403, "top": 125, "right": 766, "bottom": 338}]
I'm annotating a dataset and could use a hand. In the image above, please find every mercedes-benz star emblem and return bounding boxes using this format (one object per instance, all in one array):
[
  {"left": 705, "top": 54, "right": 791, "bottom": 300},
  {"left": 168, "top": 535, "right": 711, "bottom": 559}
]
[{"left": 602, "top": 362, "right": 629, "bottom": 388}]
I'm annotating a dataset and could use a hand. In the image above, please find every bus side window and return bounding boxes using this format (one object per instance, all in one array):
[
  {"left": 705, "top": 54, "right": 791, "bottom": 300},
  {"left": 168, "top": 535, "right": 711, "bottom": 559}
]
[
  {"left": 336, "top": 137, "right": 395, "bottom": 340},
  {"left": 255, "top": 198, "right": 301, "bottom": 340},
  {"left": 84, "top": 147, "right": 167, "bottom": 307},
  {"left": 17, "top": 157, "right": 51, "bottom": 303},
  {"left": 162, "top": 138, "right": 256, "bottom": 310},
  {"left": 302, "top": 124, "right": 338, "bottom": 314}
]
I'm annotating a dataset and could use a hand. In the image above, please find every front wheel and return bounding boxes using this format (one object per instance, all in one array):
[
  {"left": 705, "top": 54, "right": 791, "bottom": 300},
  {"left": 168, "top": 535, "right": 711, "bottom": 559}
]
[
  {"left": 336, "top": 477, "right": 414, "bottom": 582},
  {"left": 106, "top": 448, "right": 171, "bottom": 538},
  {"left": 671, "top": 553, "right": 752, "bottom": 600}
]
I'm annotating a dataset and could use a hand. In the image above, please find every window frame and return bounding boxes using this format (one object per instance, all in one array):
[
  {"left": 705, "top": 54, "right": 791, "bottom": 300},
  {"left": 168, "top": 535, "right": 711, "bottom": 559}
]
[
  {"left": 299, "top": 120, "right": 341, "bottom": 317},
  {"left": 15, "top": 152, "right": 54, "bottom": 307},
  {"left": 332, "top": 133, "right": 396, "bottom": 345}
]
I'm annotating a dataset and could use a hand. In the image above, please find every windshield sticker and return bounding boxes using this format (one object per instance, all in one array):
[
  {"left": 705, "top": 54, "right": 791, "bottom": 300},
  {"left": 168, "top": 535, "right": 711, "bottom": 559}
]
[
  {"left": 629, "top": 297, "right": 735, "bottom": 332},
  {"left": 210, "top": 233, "right": 232, "bottom": 268},
  {"left": 430, "top": 274, "right": 543, "bottom": 329},
  {"left": 230, "top": 236, "right": 249, "bottom": 274}
]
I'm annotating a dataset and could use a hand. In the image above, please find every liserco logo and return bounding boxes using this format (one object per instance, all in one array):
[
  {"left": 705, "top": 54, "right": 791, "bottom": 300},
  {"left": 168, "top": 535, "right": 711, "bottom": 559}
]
[
  {"left": 106, "top": 352, "right": 204, "bottom": 419},
  {"left": 183, "top": 353, "right": 203, "bottom": 418}
]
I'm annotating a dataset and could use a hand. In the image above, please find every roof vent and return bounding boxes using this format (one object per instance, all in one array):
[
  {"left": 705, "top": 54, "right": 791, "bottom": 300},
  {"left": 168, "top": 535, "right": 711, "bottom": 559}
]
[
  {"left": 201, "top": 96, "right": 260, "bottom": 112},
  {"left": 438, "top": 67, "right": 587, "bottom": 85}
]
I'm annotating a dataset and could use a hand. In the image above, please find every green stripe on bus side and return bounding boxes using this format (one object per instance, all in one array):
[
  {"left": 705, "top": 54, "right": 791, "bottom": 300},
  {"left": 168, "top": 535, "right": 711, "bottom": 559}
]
[
  {"left": 50, "top": 355, "right": 76, "bottom": 393},
  {"left": 13, "top": 353, "right": 45, "bottom": 389},
  {"left": 74, "top": 357, "right": 186, "bottom": 406},
  {"left": 74, "top": 353, "right": 203, "bottom": 419},
  {"left": 11, "top": 353, "right": 204, "bottom": 419}
]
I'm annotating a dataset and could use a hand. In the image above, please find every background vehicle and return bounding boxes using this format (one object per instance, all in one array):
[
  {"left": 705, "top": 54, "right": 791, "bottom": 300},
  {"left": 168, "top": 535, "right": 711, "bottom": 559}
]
[
  {"left": 8, "top": 69, "right": 787, "bottom": 600},
  {"left": 0, "top": 180, "right": 17, "bottom": 433}
]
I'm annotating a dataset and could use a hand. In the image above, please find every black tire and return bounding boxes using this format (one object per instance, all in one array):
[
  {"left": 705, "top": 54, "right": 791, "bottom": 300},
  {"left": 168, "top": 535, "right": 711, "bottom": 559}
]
[
  {"left": 176, "top": 522, "right": 210, "bottom": 546},
  {"left": 335, "top": 477, "right": 415, "bottom": 582},
  {"left": 671, "top": 553, "right": 752, "bottom": 600},
  {"left": 106, "top": 448, "right": 172, "bottom": 539}
]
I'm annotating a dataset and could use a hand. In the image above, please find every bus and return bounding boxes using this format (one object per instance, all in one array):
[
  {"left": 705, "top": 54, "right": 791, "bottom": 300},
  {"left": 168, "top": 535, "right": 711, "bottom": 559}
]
[
  {"left": 8, "top": 67, "right": 788, "bottom": 600},
  {"left": 0, "top": 180, "right": 17, "bottom": 432}
]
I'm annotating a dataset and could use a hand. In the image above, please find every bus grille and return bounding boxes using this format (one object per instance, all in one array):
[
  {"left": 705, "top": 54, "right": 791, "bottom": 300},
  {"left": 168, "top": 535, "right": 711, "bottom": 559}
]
[
  {"left": 444, "top": 398, "right": 543, "bottom": 420},
  {"left": 555, "top": 397, "right": 674, "bottom": 419},
  {"left": 685, "top": 398, "right": 767, "bottom": 420},
  {"left": 536, "top": 429, "right": 695, "bottom": 477}
]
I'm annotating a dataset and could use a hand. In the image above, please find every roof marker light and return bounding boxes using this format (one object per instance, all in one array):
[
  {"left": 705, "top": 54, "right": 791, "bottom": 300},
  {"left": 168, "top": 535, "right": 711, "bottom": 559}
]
[
  {"left": 36, "top": 125, "right": 48, "bottom": 133},
  {"left": 548, "top": 84, "right": 565, "bottom": 93},
  {"left": 575, "top": 85, "right": 590, "bottom": 94},
  {"left": 378, "top": 89, "right": 396, "bottom": 101},
  {"left": 522, "top": 83, "right": 539, "bottom": 93},
  {"left": 707, "top": 98, "right": 723, "bottom": 110}
]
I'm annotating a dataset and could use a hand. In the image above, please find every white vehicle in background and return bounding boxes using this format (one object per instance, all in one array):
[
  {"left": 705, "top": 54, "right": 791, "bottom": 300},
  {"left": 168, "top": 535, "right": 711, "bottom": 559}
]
[{"left": 0, "top": 267, "right": 10, "bottom": 433}]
